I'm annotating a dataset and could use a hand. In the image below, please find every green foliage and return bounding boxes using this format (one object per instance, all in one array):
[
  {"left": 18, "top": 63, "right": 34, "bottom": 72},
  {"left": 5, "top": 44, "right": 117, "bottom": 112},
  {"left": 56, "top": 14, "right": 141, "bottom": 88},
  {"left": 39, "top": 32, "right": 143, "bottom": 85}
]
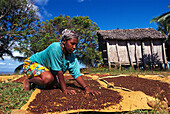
[
  {"left": 16, "top": 15, "right": 102, "bottom": 67},
  {"left": 0, "top": 0, "right": 39, "bottom": 59},
  {"left": 150, "top": 4, "right": 170, "bottom": 38},
  {"left": 71, "top": 16, "right": 102, "bottom": 67},
  {"left": 151, "top": 15, "right": 170, "bottom": 38},
  {"left": 0, "top": 82, "right": 33, "bottom": 114}
]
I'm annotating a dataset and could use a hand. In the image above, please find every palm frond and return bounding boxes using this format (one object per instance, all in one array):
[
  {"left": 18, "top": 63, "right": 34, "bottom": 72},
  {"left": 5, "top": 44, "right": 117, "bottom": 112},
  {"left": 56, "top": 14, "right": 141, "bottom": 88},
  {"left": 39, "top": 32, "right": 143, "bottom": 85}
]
[
  {"left": 157, "top": 12, "right": 170, "bottom": 22},
  {"left": 150, "top": 17, "right": 160, "bottom": 23}
]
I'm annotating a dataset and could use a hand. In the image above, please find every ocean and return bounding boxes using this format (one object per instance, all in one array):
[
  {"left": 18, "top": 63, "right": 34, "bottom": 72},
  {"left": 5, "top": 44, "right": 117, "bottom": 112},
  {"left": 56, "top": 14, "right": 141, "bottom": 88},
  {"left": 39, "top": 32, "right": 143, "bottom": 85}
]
[{"left": 0, "top": 71, "right": 14, "bottom": 75}]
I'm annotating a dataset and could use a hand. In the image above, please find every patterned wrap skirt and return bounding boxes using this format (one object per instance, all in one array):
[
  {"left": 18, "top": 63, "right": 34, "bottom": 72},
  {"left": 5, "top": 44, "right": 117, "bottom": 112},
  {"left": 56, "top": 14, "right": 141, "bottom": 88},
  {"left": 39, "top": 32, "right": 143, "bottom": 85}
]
[{"left": 23, "top": 57, "right": 49, "bottom": 78}]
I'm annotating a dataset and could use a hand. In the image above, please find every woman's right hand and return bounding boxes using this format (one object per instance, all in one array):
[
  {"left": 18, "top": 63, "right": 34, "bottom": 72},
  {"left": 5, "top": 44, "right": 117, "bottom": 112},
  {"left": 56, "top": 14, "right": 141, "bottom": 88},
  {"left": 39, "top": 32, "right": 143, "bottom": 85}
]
[
  {"left": 85, "top": 86, "right": 101, "bottom": 96},
  {"left": 63, "top": 89, "right": 77, "bottom": 95}
]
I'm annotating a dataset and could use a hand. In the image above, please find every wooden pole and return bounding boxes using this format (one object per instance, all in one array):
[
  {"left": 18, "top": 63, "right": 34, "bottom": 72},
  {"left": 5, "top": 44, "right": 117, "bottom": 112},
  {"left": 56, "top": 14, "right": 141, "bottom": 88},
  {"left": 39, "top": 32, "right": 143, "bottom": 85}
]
[
  {"left": 141, "top": 41, "right": 146, "bottom": 69},
  {"left": 162, "top": 41, "right": 168, "bottom": 70},
  {"left": 150, "top": 40, "right": 155, "bottom": 69},
  {"left": 127, "top": 41, "right": 134, "bottom": 69},
  {"left": 115, "top": 40, "right": 121, "bottom": 70},
  {"left": 135, "top": 41, "right": 139, "bottom": 70},
  {"left": 106, "top": 41, "right": 111, "bottom": 69}
]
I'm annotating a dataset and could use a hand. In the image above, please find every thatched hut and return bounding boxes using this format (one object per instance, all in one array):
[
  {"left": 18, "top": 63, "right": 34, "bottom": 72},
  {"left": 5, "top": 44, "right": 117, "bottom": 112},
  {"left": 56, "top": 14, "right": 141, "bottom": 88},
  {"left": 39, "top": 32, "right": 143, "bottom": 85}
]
[{"left": 97, "top": 28, "right": 168, "bottom": 69}]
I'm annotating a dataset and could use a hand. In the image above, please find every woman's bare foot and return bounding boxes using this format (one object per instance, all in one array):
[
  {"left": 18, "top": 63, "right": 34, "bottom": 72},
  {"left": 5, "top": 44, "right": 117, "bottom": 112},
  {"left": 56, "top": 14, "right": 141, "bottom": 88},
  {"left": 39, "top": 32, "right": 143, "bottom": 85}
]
[{"left": 23, "top": 79, "right": 30, "bottom": 91}]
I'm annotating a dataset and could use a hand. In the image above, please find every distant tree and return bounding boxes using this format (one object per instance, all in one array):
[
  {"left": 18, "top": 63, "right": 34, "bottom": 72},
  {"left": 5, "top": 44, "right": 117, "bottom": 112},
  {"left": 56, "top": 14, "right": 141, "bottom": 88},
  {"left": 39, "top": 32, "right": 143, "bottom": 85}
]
[
  {"left": 71, "top": 16, "right": 103, "bottom": 67},
  {"left": 16, "top": 15, "right": 103, "bottom": 67},
  {"left": 14, "top": 20, "right": 60, "bottom": 57},
  {"left": 0, "top": 0, "right": 39, "bottom": 60}
]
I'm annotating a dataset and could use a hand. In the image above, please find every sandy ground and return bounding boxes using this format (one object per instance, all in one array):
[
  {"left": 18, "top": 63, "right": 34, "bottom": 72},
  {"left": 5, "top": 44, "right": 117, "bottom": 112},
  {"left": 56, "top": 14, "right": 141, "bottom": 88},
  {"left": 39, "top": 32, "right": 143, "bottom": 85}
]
[{"left": 0, "top": 75, "right": 24, "bottom": 83}]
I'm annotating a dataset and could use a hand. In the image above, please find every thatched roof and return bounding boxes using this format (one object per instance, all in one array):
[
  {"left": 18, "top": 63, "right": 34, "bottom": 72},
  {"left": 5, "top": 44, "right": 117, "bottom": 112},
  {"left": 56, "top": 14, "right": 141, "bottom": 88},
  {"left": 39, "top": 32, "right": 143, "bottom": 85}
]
[{"left": 97, "top": 28, "right": 167, "bottom": 40}]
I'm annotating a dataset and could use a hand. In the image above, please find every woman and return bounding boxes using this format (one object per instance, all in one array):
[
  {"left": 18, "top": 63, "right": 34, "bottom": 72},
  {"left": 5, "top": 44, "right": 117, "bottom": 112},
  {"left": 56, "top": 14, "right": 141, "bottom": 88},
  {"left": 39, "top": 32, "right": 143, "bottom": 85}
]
[{"left": 23, "top": 29, "right": 100, "bottom": 95}]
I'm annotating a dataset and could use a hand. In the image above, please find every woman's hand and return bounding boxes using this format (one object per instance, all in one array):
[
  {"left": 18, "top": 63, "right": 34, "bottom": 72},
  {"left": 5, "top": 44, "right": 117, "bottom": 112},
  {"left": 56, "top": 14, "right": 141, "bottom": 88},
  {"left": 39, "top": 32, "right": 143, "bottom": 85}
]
[
  {"left": 75, "top": 76, "right": 101, "bottom": 96},
  {"left": 85, "top": 86, "right": 101, "bottom": 96},
  {"left": 63, "top": 89, "right": 77, "bottom": 95},
  {"left": 57, "top": 71, "right": 77, "bottom": 95}
]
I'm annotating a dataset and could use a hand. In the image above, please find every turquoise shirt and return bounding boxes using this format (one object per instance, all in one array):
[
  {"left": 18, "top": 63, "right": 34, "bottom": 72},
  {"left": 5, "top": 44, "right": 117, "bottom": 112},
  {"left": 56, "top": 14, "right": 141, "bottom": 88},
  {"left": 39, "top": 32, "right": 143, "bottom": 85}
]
[{"left": 29, "top": 42, "right": 81, "bottom": 79}]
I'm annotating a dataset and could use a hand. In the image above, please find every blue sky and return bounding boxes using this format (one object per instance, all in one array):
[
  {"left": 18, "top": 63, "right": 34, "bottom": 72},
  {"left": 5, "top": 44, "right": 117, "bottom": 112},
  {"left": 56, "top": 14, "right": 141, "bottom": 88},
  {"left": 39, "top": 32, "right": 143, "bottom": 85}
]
[
  {"left": 36, "top": 0, "right": 169, "bottom": 30},
  {"left": 0, "top": 0, "right": 169, "bottom": 73}
]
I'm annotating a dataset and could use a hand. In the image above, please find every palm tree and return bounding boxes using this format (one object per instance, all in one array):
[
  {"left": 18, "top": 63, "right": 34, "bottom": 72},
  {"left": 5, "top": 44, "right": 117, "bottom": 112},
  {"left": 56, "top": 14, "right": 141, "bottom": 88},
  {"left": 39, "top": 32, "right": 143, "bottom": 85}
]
[
  {"left": 150, "top": 4, "right": 170, "bottom": 38},
  {"left": 156, "top": 4, "right": 170, "bottom": 24},
  {"left": 150, "top": 4, "right": 170, "bottom": 62},
  {"left": 151, "top": 17, "right": 169, "bottom": 39}
]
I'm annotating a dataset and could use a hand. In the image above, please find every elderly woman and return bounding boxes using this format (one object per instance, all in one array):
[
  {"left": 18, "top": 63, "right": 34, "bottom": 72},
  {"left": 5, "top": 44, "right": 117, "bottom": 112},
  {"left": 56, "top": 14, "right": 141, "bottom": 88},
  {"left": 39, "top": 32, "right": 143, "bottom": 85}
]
[{"left": 23, "top": 29, "right": 99, "bottom": 95}]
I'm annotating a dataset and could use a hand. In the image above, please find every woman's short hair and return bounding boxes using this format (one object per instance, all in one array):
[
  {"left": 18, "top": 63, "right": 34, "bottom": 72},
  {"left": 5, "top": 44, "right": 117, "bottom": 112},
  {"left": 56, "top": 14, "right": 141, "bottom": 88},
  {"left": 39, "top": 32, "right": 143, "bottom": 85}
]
[{"left": 61, "top": 29, "right": 78, "bottom": 41}]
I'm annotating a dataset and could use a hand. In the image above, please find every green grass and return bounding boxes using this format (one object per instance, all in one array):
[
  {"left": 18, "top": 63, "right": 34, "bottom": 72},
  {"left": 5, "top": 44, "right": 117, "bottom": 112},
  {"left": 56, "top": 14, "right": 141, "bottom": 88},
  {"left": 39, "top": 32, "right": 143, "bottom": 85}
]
[
  {"left": 0, "top": 82, "right": 34, "bottom": 114},
  {"left": 82, "top": 67, "right": 170, "bottom": 77}
]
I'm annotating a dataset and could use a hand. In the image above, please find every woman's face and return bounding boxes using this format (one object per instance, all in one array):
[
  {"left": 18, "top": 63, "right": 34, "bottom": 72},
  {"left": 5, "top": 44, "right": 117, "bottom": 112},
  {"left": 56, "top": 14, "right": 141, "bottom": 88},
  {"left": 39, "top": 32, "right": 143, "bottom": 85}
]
[{"left": 64, "top": 38, "right": 78, "bottom": 54}]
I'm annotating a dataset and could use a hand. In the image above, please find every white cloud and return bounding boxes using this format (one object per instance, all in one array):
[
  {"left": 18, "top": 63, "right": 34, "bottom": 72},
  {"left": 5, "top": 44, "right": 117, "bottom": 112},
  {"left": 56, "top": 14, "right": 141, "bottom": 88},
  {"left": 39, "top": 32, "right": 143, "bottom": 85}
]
[
  {"left": 33, "top": 0, "right": 52, "bottom": 19},
  {"left": 13, "top": 51, "right": 24, "bottom": 57},
  {"left": 32, "top": 4, "right": 42, "bottom": 18},
  {"left": 34, "top": 0, "right": 49, "bottom": 6},
  {"left": 8, "top": 63, "right": 14, "bottom": 65},
  {"left": 42, "top": 7, "right": 52, "bottom": 17},
  {"left": 3, "top": 56, "right": 11, "bottom": 60},
  {"left": 0, "top": 62, "right": 6, "bottom": 65},
  {"left": 78, "top": 0, "right": 85, "bottom": 3},
  {"left": 0, "top": 57, "right": 23, "bottom": 73},
  {"left": 0, "top": 50, "right": 24, "bottom": 73},
  {"left": 26, "top": 0, "right": 42, "bottom": 19}
]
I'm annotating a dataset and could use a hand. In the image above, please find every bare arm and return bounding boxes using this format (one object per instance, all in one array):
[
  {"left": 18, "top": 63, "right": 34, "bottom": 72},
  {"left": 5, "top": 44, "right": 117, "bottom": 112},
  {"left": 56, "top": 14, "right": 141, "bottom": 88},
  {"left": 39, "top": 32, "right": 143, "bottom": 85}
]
[
  {"left": 57, "top": 70, "right": 76, "bottom": 95},
  {"left": 57, "top": 70, "right": 67, "bottom": 91},
  {"left": 75, "top": 76, "right": 87, "bottom": 88}
]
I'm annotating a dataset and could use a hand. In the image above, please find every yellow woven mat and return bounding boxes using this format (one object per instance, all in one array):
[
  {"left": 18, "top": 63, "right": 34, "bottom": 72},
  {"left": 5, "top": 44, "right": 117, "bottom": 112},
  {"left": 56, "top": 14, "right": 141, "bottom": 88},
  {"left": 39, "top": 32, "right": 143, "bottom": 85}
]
[
  {"left": 11, "top": 75, "right": 158, "bottom": 114},
  {"left": 0, "top": 75, "right": 24, "bottom": 83}
]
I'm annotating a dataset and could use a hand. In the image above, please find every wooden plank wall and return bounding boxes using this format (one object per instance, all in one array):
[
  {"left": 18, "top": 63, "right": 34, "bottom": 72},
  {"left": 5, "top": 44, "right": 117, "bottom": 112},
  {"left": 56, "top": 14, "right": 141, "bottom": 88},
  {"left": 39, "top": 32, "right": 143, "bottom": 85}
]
[{"left": 105, "top": 39, "right": 167, "bottom": 69}]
